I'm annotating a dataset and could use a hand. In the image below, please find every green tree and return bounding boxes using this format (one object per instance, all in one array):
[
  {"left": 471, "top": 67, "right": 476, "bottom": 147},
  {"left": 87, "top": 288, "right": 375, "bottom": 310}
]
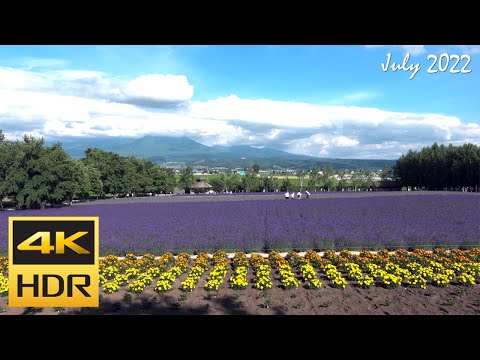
[
  {"left": 252, "top": 163, "right": 260, "bottom": 174},
  {"left": 123, "top": 156, "right": 152, "bottom": 195},
  {"left": 351, "top": 172, "right": 363, "bottom": 191},
  {"left": 325, "top": 176, "right": 338, "bottom": 191},
  {"left": 0, "top": 140, "right": 26, "bottom": 208},
  {"left": 338, "top": 178, "right": 348, "bottom": 191},
  {"left": 365, "top": 172, "right": 375, "bottom": 189},
  {"left": 261, "top": 175, "right": 276, "bottom": 192},
  {"left": 14, "top": 135, "right": 49, "bottom": 209},
  {"left": 392, "top": 142, "right": 480, "bottom": 190},
  {"left": 8, "top": 138, "right": 84, "bottom": 208},
  {"left": 148, "top": 165, "right": 176, "bottom": 194},
  {"left": 0, "top": 138, "right": 23, "bottom": 209},
  {"left": 48, "top": 148, "right": 85, "bottom": 205},
  {"left": 209, "top": 175, "right": 226, "bottom": 192},
  {"left": 73, "top": 160, "right": 91, "bottom": 200},
  {"left": 82, "top": 148, "right": 128, "bottom": 196},
  {"left": 295, "top": 169, "right": 307, "bottom": 190},
  {"left": 179, "top": 165, "right": 195, "bottom": 192},
  {"left": 272, "top": 177, "right": 281, "bottom": 192},
  {"left": 318, "top": 164, "right": 334, "bottom": 190},
  {"left": 308, "top": 166, "right": 320, "bottom": 191},
  {"left": 280, "top": 177, "right": 291, "bottom": 192},
  {"left": 74, "top": 162, "right": 103, "bottom": 200},
  {"left": 243, "top": 172, "right": 261, "bottom": 192},
  {"left": 225, "top": 173, "right": 241, "bottom": 192},
  {"left": 86, "top": 163, "right": 104, "bottom": 198}
]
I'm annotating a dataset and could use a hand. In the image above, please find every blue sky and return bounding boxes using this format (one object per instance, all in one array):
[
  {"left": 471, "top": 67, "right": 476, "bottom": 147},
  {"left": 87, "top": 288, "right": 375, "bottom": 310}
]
[{"left": 0, "top": 45, "right": 479, "bottom": 159}]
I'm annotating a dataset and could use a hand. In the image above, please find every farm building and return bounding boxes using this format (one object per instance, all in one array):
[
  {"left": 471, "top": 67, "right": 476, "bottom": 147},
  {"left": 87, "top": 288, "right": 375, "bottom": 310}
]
[{"left": 188, "top": 178, "right": 213, "bottom": 194}]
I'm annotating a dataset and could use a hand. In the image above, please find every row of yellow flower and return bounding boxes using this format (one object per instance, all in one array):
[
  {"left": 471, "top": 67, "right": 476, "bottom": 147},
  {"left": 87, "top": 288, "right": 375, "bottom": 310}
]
[
  {"left": 1, "top": 248, "right": 479, "bottom": 297},
  {"left": 269, "top": 251, "right": 299, "bottom": 290},
  {"left": 251, "top": 254, "right": 273, "bottom": 290},
  {"left": 101, "top": 252, "right": 175, "bottom": 294},
  {"left": 230, "top": 252, "right": 249, "bottom": 290},
  {"left": 180, "top": 253, "right": 210, "bottom": 292},
  {"left": 285, "top": 251, "right": 323, "bottom": 289},
  {"left": 99, "top": 248, "right": 480, "bottom": 293},
  {"left": 324, "top": 264, "right": 348, "bottom": 289},
  {"left": 0, "top": 273, "right": 8, "bottom": 296},
  {"left": 204, "top": 251, "right": 229, "bottom": 291},
  {"left": 154, "top": 253, "right": 190, "bottom": 292}
]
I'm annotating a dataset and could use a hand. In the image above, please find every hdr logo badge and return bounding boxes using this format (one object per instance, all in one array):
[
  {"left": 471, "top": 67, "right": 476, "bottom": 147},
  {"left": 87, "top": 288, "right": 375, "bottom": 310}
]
[{"left": 8, "top": 217, "right": 99, "bottom": 307}]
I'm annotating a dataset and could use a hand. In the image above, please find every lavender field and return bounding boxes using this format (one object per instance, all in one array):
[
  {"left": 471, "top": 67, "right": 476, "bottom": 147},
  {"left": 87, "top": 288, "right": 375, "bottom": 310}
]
[{"left": 1, "top": 194, "right": 479, "bottom": 255}]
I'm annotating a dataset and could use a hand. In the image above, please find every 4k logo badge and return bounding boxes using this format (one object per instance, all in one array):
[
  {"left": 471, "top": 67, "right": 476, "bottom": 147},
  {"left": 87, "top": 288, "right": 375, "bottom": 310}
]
[{"left": 8, "top": 217, "right": 99, "bottom": 307}]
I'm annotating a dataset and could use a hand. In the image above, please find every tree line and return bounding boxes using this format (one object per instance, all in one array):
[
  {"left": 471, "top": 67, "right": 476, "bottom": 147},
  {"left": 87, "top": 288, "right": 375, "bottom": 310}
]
[
  {"left": 193, "top": 164, "right": 377, "bottom": 193},
  {"left": 0, "top": 131, "right": 176, "bottom": 209},
  {"left": 2, "top": 129, "right": 478, "bottom": 210},
  {"left": 392, "top": 142, "right": 480, "bottom": 190}
]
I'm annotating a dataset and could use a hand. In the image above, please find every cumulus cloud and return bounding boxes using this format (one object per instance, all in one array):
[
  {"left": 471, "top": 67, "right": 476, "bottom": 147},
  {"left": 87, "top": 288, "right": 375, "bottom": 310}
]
[
  {"left": 0, "top": 67, "right": 194, "bottom": 109},
  {"left": 122, "top": 74, "right": 193, "bottom": 105},
  {"left": 186, "top": 96, "right": 478, "bottom": 158},
  {"left": 0, "top": 65, "right": 478, "bottom": 159}
]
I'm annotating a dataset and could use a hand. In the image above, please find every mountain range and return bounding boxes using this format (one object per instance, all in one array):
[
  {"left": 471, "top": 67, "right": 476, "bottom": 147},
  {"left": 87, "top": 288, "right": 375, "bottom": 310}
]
[{"left": 48, "top": 135, "right": 396, "bottom": 170}]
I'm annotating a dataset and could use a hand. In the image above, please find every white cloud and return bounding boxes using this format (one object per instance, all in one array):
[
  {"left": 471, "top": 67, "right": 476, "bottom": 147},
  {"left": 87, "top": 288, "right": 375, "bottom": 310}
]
[
  {"left": 187, "top": 95, "right": 460, "bottom": 130},
  {"left": 0, "top": 67, "right": 48, "bottom": 89},
  {"left": 188, "top": 94, "right": 387, "bottom": 128},
  {"left": 332, "top": 136, "right": 360, "bottom": 147},
  {"left": 266, "top": 129, "right": 280, "bottom": 140},
  {"left": 0, "top": 65, "right": 478, "bottom": 159},
  {"left": 0, "top": 67, "right": 194, "bottom": 108},
  {"left": 122, "top": 74, "right": 193, "bottom": 104}
]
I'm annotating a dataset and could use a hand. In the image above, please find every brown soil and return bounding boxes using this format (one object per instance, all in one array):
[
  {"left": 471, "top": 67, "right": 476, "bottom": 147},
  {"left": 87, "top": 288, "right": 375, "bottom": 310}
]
[{"left": 2, "top": 269, "right": 479, "bottom": 315}]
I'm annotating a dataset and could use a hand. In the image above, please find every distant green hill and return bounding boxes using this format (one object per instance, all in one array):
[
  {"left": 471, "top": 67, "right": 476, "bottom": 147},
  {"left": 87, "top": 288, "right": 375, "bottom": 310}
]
[{"left": 47, "top": 135, "right": 395, "bottom": 170}]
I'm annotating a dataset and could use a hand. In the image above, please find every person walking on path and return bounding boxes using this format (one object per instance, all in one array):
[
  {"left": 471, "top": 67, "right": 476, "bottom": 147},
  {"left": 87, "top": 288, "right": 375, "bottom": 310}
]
[
  {"left": 290, "top": 191, "right": 295, "bottom": 199},
  {"left": 305, "top": 190, "right": 310, "bottom": 199},
  {"left": 297, "top": 191, "right": 302, "bottom": 199},
  {"left": 285, "top": 191, "right": 290, "bottom": 199}
]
